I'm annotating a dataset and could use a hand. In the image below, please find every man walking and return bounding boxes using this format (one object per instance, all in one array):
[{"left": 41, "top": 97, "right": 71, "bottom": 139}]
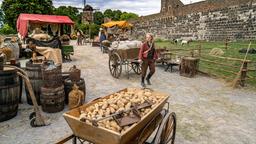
[{"left": 138, "top": 33, "right": 158, "bottom": 87}]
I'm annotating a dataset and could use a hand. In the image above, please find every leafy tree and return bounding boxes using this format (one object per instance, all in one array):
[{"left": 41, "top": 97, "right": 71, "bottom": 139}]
[
  {"left": 1, "top": 0, "right": 54, "bottom": 29},
  {"left": 93, "top": 11, "right": 104, "bottom": 25},
  {"left": 0, "top": 9, "right": 4, "bottom": 28},
  {"left": 76, "top": 23, "right": 99, "bottom": 39},
  {"left": 112, "top": 10, "right": 122, "bottom": 21},
  {"left": 120, "top": 12, "right": 139, "bottom": 21},
  {"left": 0, "top": 24, "right": 16, "bottom": 34},
  {"left": 104, "top": 9, "right": 114, "bottom": 20},
  {"left": 53, "top": 6, "right": 81, "bottom": 23}
]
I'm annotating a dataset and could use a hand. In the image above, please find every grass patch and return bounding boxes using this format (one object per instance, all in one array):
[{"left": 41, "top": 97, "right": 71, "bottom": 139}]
[{"left": 156, "top": 41, "right": 256, "bottom": 87}]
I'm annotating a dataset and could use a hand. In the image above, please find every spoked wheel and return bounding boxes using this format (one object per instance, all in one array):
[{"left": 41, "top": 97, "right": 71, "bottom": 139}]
[
  {"left": 29, "top": 112, "right": 36, "bottom": 120},
  {"left": 109, "top": 52, "right": 122, "bottom": 78},
  {"left": 153, "top": 112, "right": 176, "bottom": 144},
  {"left": 131, "top": 61, "right": 141, "bottom": 75}
]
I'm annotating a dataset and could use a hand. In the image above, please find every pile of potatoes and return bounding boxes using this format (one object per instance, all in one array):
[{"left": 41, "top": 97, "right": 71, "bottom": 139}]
[{"left": 79, "top": 88, "right": 166, "bottom": 134}]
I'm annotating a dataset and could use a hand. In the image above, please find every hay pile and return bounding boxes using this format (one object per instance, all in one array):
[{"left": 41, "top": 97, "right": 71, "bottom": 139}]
[{"left": 209, "top": 48, "right": 224, "bottom": 56}]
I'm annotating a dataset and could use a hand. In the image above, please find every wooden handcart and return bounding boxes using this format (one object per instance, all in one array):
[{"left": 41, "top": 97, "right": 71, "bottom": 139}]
[
  {"left": 108, "top": 48, "right": 141, "bottom": 78},
  {"left": 56, "top": 88, "right": 176, "bottom": 144}
]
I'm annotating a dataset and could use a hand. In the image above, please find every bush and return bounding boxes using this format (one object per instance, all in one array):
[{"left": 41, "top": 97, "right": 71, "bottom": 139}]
[{"left": 0, "top": 24, "right": 16, "bottom": 35}]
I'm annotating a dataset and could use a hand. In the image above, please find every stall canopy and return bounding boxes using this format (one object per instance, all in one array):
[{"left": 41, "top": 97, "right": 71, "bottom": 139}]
[
  {"left": 102, "top": 21, "right": 133, "bottom": 28},
  {"left": 17, "top": 13, "right": 75, "bottom": 38}
]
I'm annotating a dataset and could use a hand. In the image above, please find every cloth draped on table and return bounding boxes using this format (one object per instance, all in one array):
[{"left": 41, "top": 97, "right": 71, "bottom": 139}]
[{"left": 36, "top": 46, "right": 62, "bottom": 64}]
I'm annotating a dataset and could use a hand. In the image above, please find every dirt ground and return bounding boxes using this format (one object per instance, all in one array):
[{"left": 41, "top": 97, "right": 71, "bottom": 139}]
[{"left": 1, "top": 42, "right": 256, "bottom": 144}]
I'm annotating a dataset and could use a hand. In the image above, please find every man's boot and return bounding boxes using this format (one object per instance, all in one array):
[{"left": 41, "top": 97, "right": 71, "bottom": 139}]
[
  {"left": 146, "top": 74, "right": 152, "bottom": 85},
  {"left": 141, "top": 77, "right": 146, "bottom": 88}
]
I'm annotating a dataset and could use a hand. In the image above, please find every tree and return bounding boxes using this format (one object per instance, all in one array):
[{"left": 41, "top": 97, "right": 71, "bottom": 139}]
[
  {"left": 93, "top": 11, "right": 104, "bottom": 25},
  {"left": 120, "top": 12, "right": 139, "bottom": 21},
  {"left": 104, "top": 9, "right": 114, "bottom": 20},
  {"left": 0, "top": 9, "right": 4, "bottom": 28},
  {"left": 53, "top": 6, "right": 81, "bottom": 23},
  {"left": 0, "top": 24, "right": 16, "bottom": 34},
  {"left": 1, "top": 0, "right": 54, "bottom": 29},
  {"left": 112, "top": 10, "right": 122, "bottom": 21}
]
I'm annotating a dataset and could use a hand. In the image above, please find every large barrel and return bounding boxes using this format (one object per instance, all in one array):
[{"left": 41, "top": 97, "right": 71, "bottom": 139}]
[
  {"left": 41, "top": 85, "right": 65, "bottom": 113},
  {"left": 25, "top": 60, "right": 43, "bottom": 105},
  {"left": 0, "top": 68, "right": 20, "bottom": 122},
  {"left": 41, "top": 62, "right": 62, "bottom": 88},
  {"left": 64, "top": 78, "right": 86, "bottom": 104},
  {"left": 7, "top": 61, "right": 23, "bottom": 103}
]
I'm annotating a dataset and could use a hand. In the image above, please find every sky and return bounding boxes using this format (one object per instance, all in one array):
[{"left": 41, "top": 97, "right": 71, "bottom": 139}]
[{"left": 0, "top": 0, "right": 204, "bottom": 16}]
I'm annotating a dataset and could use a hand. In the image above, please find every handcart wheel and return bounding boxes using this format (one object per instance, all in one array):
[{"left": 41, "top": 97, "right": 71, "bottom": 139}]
[
  {"left": 30, "top": 117, "right": 37, "bottom": 127},
  {"left": 29, "top": 112, "right": 36, "bottom": 120},
  {"left": 154, "top": 112, "right": 176, "bottom": 144},
  {"left": 131, "top": 62, "right": 141, "bottom": 75},
  {"left": 109, "top": 52, "right": 122, "bottom": 78},
  {"left": 137, "top": 110, "right": 167, "bottom": 144}
]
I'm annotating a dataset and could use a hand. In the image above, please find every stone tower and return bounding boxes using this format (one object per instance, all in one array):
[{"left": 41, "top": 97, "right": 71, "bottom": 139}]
[
  {"left": 161, "top": 0, "right": 184, "bottom": 15},
  {"left": 82, "top": 5, "right": 94, "bottom": 24}
]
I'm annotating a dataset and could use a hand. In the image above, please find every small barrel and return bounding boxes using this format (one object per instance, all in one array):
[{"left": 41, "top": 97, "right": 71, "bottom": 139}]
[
  {"left": 0, "top": 68, "right": 20, "bottom": 122},
  {"left": 41, "top": 85, "right": 65, "bottom": 113},
  {"left": 41, "top": 62, "right": 62, "bottom": 88},
  {"left": 64, "top": 78, "right": 86, "bottom": 104},
  {"left": 25, "top": 60, "right": 43, "bottom": 105}
]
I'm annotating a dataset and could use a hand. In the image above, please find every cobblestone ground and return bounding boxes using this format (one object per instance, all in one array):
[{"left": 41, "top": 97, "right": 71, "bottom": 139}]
[{"left": 0, "top": 42, "right": 256, "bottom": 144}]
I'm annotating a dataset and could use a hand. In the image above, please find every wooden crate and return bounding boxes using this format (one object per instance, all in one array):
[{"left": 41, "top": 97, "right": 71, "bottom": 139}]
[{"left": 63, "top": 88, "right": 169, "bottom": 144}]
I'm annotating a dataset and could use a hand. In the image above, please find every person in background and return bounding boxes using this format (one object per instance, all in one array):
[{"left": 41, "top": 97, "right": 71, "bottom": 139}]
[
  {"left": 99, "top": 31, "right": 107, "bottom": 53},
  {"left": 77, "top": 30, "right": 82, "bottom": 45},
  {"left": 138, "top": 33, "right": 158, "bottom": 88}
]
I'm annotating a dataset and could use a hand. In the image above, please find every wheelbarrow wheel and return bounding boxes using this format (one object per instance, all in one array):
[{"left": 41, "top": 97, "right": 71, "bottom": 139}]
[
  {"left": 131, "top": 62, "right": 141, "bottom": 75},
  {"left": 153, "top": 112, "right": 176, "bottom": 144},
  {"left": 109, "top": 52, "right": 122, "bottom": 78},
  {"left": 29, "top": 112, "right": 36, "bottom": 120},
  {"left": 30, "top": 117, "right": 37, "bottom": 127}
]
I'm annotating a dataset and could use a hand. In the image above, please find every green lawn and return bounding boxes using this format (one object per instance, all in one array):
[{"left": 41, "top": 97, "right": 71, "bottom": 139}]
[{"left": 155, "top": 40, "right": 256, "bottom": 87}]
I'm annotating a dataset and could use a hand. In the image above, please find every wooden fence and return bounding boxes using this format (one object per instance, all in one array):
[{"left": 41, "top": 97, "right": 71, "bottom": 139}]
[{"left": 161, "top": 42, "right": 256, "bottom": 87}]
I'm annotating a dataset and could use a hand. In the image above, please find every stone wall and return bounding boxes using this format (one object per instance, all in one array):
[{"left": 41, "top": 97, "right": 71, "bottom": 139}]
[{"left": 133, "top": 1, "right": 256, "bottom": 41}]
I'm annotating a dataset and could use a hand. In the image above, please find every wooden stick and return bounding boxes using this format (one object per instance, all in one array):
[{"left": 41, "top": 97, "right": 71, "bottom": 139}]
[
  {"left": 231, "top": 42, "right": 252, "bottom": 88},
  {"left": 200, "top": 58, "right": 241, "bottom": 69},
  {"left": 201, "top": 55, "right": 252, "bottom": 63}
]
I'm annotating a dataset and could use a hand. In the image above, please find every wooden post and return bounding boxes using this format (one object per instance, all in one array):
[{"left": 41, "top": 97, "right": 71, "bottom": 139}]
[
  {"left": 199, "top": 43, "right": 202, "bottom": 57},
  {"left": 180, "top": 57, "right": 200, "bottom": 78},
  {"left": 240, "top": 62, "right": 248, "bottom": 87},
  {"left": 225, "top": 38, "right": 228, "bottom": 50}
]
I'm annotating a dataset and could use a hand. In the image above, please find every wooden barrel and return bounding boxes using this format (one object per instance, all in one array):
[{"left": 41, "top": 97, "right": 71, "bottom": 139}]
[
  {"left": 25, "top": 60, "right": 43, "bottom": 105},
  {"left": 180, "top": 57, "right": 200, "bottom": 78},
  {"left": 0, "top": 54, "right": 4, "bottom": 70},
  {"left": 7, "top": 61, "right": 23, "bottom": 103},
  {"left": 64, "top": 78, "right": 86, "bottom": 104},
  {"left": 41, "top": 62, "right": 62, "bottom": 88},
  {"left": 0, "top": 68, "right": 20, "bottom": 122},
  {"left": 41, "top": 85, "right": 65, "bottom": 113}
]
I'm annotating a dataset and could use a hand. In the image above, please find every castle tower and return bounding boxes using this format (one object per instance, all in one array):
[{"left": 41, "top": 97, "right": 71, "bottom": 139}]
[
  {"left": 161, "top": 0, "right": 167, "bottom": 13},
  {"left": 161, "top": 0, "right": 184, "bottom": 15}
]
